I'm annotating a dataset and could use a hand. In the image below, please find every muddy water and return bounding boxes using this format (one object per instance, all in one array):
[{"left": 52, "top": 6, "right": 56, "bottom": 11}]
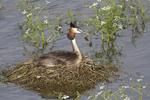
[{"left": 0, "top": 0, "right": 150, "bottom": 100}]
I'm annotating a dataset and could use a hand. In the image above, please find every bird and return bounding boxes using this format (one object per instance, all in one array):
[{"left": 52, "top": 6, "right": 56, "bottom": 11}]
[{"left": 36, "top": 22, "right": 88, "bottom": 67}]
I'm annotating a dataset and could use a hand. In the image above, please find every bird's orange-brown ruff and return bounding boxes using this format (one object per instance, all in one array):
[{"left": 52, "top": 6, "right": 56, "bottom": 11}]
[{"left": 68, "top": 27, "right": 76, "bottom": 37}]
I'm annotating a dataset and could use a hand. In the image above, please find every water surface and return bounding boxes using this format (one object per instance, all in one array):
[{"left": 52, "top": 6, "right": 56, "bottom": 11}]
[{"left": 0, "top": 0, "right": 150, "bottom": 100}]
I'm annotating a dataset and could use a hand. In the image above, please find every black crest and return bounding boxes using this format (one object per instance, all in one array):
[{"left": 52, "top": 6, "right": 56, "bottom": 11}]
[
  {"left": 67, "top": 21, "right": 79, "bottom": 40},
  {"left": 70, "top": 21, "right": 78, "bottom": 28}
]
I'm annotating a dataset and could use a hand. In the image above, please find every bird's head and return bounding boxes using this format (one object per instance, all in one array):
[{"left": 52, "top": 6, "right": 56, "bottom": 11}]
[{"left": 67, "top": 21, "right": 87, "bottom": 40}]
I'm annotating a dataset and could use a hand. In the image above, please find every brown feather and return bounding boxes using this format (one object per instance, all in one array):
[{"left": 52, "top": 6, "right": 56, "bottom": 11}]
[
  {"left": 67, "top": 27, "right": 75, "bottom": 40},
  {"left": 37, "top": 50, "right": 78, "bottom": 67}
]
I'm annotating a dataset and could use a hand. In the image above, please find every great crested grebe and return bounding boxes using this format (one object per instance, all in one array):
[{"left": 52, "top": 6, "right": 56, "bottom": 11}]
[{"left": 37, "top": 22, "right": 87, "bottom": 67}]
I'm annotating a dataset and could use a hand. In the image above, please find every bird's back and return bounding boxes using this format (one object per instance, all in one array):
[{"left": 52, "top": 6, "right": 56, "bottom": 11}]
[{"left": 37, "top": 50, "right": 78, "bottom": 67}]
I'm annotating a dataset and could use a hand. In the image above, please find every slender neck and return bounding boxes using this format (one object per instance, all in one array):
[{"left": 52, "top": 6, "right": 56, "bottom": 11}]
[{"left": 71, "top": 38, "right": 82, "bottom": 60}]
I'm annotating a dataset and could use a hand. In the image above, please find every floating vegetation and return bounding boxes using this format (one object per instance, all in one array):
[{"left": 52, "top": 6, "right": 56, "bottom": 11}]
[
  {"left": 0, "top": 57, "right": 118, "bottom": 99},
  {"left": 17, "top": 0, "right": 62, "bottom": 58}
]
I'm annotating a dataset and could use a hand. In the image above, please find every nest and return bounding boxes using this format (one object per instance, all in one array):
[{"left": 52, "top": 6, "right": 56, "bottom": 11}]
[{"left": 0, "top": 56, "right": 118, "bottom": 99}]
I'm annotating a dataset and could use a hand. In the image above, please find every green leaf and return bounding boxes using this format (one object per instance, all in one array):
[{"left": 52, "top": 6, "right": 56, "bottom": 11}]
[
  {"left": 1, "top": 78, "right": 8, "bottom": 83},
  {"left": 89, "top": 41, "right": 92, "bottom": 47},
  {"left": 75, "top": 91, "right": 80, "bottom": 100},
  {"left": 58, "top": 92, "right": 62, "bottom": 100},
  {"left": 84, "top": 36, "right": 89, "bottom": 41},
  {"left": 23, "top": 34, "right": 28, "bottom": 40},
  {"left": 68, "top": 10, "right": 75, "bottom": 21}
]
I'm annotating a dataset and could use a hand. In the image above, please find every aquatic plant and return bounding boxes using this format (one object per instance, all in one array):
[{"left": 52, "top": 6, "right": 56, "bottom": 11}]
[
  {"left": 64, "top": 0, "right": 147, "bottom": 67},
  {"left": 17, "top": 0, "right": 62, "bottom": 58},
  {"left": 1, "top": 78, "right": 8, "bottom": 84},
  {"left": 87, "top": 0, "right": 146, "bottom": 43},
  {"left": 95, "top": 40, "right": 123, "bottom": 66},
  {"left": 74, "top": 0, "right": 147, "bottom": 66},
  {"left": 88, "top": 76, "right": 149, "bottom": 100}
]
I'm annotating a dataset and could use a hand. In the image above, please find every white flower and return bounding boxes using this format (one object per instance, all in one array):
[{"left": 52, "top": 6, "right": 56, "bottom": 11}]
[
  {"left": 101, "top": 6, "right": 111, "bottom": 10},
  {"left": 89, "top": 2, "right": 98, "bottom": 8},
  {"left": 22, "top": 10, "right": 27, "bottom": 15},
  {"left": 44, "top": 16, "right": 48, "bottom": 19},
  {"left": 129, "top": 78, "right": 132, "bottom": 81},
  {"left": 87, "top": 96, "right": 92, "bottom": 100},
  {"left": 137, "top": 79, "right": 143, "bottom": 82},
  {"left": 121, "top": 93, "right": 125, "bottom": 98},
  {"left": 35, "top": 7, "right": 40, "bottom": 10},
  {"left": 25, "top": 28, "right": 30, "bottom": 34},
  {"left": 27, "top": 13, "right": 32, "bottom": 17},
  {"left": 99, "top": 85, "right": 105, "bottom": 90},
  {"left": 142, "top": 86, "right": 146, "bottom": 89},
  {"left": 97, "top": 0, "right": 101, "bottom": 2},
  {"left": 122, "top": 85, "right": 129, "bottom": 89},
  {"left": 44, "top": 16, "right": 48, "bottom": 24},
  {"left": 118, "top": 5, "right": 123, "bottom": 8},
  {"left": 113, "top": 23, "right": 117, "bottom": 27},
  {"left": 124, "top": 95, "right": 130, "bottom": 100},
  {"left": 44, "top": 19, "right": 48, "bottom": 24},
  {"left": 62, "top": 95, "right": 69, "bottom": 99},
  {"left": 118, "top": 24, "right": 123, "bottom": 29},
  {"left": 57, "top": 24, "right": 62, "bottom": 30},
  {"left": 136, "top": 15, "right": 138, "bottom": 19},
  {"left": 130, "top": 6, "right": 134, "bottom": 9},
  {"left": 96, "top": 15, "right": 99, "bottom": 20},
  {"left": 101, "top": 21, "right": 106, "bottom": 25},
  {"left": 92, "top": 2, "right": 98, "bottom": 7},
  {"left": 114, "top": 16, "right": 120, "bottom": 21},
  {"left": 95, "top": 91, "right": 103, "bottom": 97},
  {"left": 45, "top": 0, "right": 51, "bottom": 4}
]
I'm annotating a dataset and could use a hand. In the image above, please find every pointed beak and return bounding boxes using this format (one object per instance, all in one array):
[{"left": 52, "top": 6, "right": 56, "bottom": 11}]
[{"left": 77, "top": 28, "right": 88, "bottom": 34}]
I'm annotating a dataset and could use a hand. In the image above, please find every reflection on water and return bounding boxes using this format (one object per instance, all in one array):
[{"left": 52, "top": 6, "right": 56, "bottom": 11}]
[
  {"left": 93, "top": 19, "right": 146, "bottom": 67},
  {"left": 95, "top": 40, "right": 123, "bottom": 67},
  {"left": 131, "top": 22, "right": 146, "bottom": 47},
  {"left": 87, "top": 0, "right": 148, "bottom": 68}
]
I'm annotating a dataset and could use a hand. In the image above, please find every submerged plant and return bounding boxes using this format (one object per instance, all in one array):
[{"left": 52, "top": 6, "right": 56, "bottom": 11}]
[{"left": 17, "top": 0, "right": 62, "bottom": 58}]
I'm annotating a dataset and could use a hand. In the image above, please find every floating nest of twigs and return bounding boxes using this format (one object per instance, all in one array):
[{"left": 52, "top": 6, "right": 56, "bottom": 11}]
[{"left": 0, "top": 56, "right": 118, "bottom": 99}]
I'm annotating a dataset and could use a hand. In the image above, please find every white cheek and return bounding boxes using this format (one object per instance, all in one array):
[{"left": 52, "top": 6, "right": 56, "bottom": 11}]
[{"left": 73, "top": 28, "right": 81, "bottom": 34}]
